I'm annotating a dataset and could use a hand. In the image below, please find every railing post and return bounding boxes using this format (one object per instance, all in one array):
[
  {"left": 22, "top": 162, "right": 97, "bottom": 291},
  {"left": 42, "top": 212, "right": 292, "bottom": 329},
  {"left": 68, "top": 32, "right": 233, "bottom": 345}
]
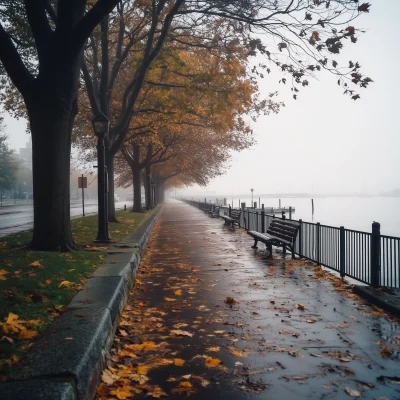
[
  {"left": 298, "top": 219, "right": 303, "bottom": 258},
  {"left": 340, "top": 226, "right": 345, "bottom": 278},
  {"left": 371, "top": 222, "right": 381, "bottom": 288},
  {"left": 289, "top": 206, "right": 292, "bottom": 220},
  {"left": 316, "top": 222, "right": 320, "bottom": 264},
  {"left": 261, "top": 206, "right": 265, "bottom": 233},
  {"left": 247, "top": 209, "right": 250, "bottom": 230},
  {"left": 282, "top": 211, "right": 286, "bottom": 220},
  {"left": 228, "top": 205, "right": 232, "bottom": 217}
]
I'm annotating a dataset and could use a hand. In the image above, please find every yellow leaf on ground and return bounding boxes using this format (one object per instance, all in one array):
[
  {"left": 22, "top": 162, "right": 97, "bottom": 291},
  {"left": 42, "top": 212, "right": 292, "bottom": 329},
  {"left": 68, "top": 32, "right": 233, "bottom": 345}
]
[
  {"left": 174, "top": 289, "right": 182, "bottom": 296},
  {"left": 164, "top": 297, "right": 176, "bottom": 302},
  {"left": 138, "top": 301, "right": 145, "bottom": 307},
  {"left": 306, "top": 319, "right": 317, "bottom": 323},
  {"left": 58, "top": 281, "right": 73, "bottom": 288},
  {"left": 110, "top": 386, "right": 133, "bottom": 399},
  {"left": 137, "top": 364, "right": 151, "bottom": 375},
  {"left": 206, "top": 346, "right": 220, "bottom": 352},
  {"left": 126, "top": 341, "right": 158, "bottom": 351},
  {"left": 0, "top": 269, "right": 8, "bottom": 280},
  {"left": 1, "top": 313, "right": 25, "bottom": 334},
  {"left": 174, "top": 358, "right": 185, "bottom": 366},
  {"left": 29, "top": 261, "right": 43, "bottom": 268},
  {"left": 18, "top": 328, "right": 38, "bottom": 340},
  {"left": 179, "top": 381, "right": 192, "bottom": 388},
  {"left": 205, "top": 357, "right": 222, "bottom": 368}
]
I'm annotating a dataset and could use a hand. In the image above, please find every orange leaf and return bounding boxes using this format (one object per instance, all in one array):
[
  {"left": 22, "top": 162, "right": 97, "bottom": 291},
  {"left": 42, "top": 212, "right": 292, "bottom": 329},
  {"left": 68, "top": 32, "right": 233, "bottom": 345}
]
[
  {"left": 110, "top": 386, "right": 133, "bottom": 399},
  {"left": 174, "top": 289, "right": 182, "bottom": 296},
  {"left": 18, "top": 328, "right": 38, "bottom": 340},
  {"left": 0, "top": 269, "right": 8, "bottom": 280},
  {"left": 174, "top": 358, "right": 185, "bottom": 366},
  {"left": 29, "top": 261, "right": 43, "bottom": 268},
  {"left": 205, "top": 357, "right": 222, "bottom": 368}
]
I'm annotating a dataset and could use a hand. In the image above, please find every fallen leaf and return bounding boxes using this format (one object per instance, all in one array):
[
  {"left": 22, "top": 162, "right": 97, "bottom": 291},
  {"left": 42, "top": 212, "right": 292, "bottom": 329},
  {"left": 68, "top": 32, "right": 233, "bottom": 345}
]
[
  {"left": 296, "top": 304, "right": 305, "bottom": 311},
  {"left": 126, "top": 341, "right": 158, "bottom": 351},
  {"left": 110, "top": 386, "right": 133, "bottom": 399},
  {"left": 102, "top": 369, "right": 119, "bottom": 385},
  {"left": 58, "top": 281, "right": 73, "bottom": 288},
  {"left": 206, "top": 346, "right": 220, "bottom": 352},
  {"left": 164, "top": 297, "right": 177, "bottom": 302},
  {"left": 225, "top": 297, "right": 238, "bottom": 305},
  {"left": 174, "top": 289, "right": 182, "bottom": 296},
  {"left": 29, "top": 261, "right": 43, "bottom": 268},
  {"left": 306, "top": 318, "right": 317, "bottom": 323},
  {"left": 339, "top": 357, "right": 352, "bottom": 362},
  {"left": 344, "top": 387, "right": 361, "bottom": 397},
  {"left": 174, "top": 358, "right": 185, "bottom": 366},
  {"left": 228, "top": 346, "right": 248, "bottom": 357},
  {"left": 205, "top": 357, "right": 222, "bottom": 368},
  {"left": 138, "top": 301, "right": 145, "bottom": 307},
  {"left": 1, "top": 313, "right": 25, "bottom": 334},
  {"left": 18, "top": 328, "right": 38, "bottom": 340},
  {"left": 146, "top": 385, "right": 168, "bottom": 398},
  {"left": 380, "top": 347, "right": 392, "bottom": 358},
  {"left": 179, "top": 381, "right": 192, "bottom": 388},
  {"left": 0, "top": 269, "right": 8, "bottom": 280},
  {"left": 170, "top": 330, "right": 193, "bottom": 337}
]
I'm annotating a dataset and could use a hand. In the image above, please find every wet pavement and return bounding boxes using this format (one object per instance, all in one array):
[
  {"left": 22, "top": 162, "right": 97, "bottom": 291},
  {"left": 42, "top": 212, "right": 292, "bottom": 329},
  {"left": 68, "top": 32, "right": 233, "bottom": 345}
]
[{"left": 98, "top": 201, "right": 400, "bottom": 400}]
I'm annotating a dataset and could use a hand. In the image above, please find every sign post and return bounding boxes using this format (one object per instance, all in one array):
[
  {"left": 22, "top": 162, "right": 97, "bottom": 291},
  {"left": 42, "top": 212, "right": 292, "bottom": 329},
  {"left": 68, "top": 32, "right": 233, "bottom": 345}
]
[{"left": 78, "top": 175, "right": 88, "bottom": 216}]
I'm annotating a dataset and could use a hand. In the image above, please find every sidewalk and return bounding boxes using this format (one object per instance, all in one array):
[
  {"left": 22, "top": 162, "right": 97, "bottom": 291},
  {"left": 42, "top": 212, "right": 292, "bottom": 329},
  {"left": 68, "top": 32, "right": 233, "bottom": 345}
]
[{"left": 98, "top": 201, "right": 400, "bottom": 400}]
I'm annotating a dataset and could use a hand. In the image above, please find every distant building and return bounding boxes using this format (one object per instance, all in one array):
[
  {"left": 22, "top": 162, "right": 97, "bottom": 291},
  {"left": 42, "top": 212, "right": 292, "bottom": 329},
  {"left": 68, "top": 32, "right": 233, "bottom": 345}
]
[{"left": 19, "top": 138, "right": 32, "bottom": 169}]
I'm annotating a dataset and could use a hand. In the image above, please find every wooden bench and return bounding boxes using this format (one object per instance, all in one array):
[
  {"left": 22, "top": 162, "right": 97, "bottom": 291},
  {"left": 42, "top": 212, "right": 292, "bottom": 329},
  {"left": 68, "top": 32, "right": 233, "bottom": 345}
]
[
  {"left": 221, "top": 209, "right": 241, "bottom": 227},
  {"left": 247, "top": 219, "right": 300, "bottom": 258}
]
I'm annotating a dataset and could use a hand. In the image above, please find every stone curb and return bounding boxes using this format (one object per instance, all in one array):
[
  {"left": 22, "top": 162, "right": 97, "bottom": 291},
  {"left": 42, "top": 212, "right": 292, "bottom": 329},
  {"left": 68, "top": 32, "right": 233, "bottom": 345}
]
[
  {"left": 353, "top": 285, "right": 400, "bottom": 318},
  {"left": 1, "top": 206, "right": 163, "bottom": 400}
]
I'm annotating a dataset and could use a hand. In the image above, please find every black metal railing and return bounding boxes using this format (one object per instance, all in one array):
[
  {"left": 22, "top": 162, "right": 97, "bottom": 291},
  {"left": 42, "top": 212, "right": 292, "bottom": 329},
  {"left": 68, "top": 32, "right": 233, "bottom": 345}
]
[{"left": 184, "top": 199, "right": 400, "bottom": 289}]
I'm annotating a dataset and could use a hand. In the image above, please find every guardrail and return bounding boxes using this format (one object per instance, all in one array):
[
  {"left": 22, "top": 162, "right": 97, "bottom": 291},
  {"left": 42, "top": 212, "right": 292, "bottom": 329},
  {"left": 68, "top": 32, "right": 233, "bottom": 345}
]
[{"left": 184, "top": 200, "right": 400, "bottom": 289}]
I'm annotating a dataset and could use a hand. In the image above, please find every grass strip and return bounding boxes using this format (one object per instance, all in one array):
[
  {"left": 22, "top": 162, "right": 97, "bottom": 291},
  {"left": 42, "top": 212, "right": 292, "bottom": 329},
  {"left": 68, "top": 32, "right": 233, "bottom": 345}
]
[{"left": 0, "top": 209, "right": 149, "bottom": 376}]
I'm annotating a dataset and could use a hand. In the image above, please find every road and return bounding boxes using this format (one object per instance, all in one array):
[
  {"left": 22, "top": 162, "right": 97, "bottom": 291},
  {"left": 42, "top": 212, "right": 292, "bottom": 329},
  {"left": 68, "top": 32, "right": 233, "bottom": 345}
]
[{"left": 0, "top": 200, "right": 133, "bottom": 238}]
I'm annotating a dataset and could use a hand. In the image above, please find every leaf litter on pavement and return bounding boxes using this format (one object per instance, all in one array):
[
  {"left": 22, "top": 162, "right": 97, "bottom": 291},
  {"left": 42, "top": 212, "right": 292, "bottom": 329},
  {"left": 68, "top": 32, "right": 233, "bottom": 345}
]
[{"left": 96, "top": 215, "right": 400, "bottom": 399}]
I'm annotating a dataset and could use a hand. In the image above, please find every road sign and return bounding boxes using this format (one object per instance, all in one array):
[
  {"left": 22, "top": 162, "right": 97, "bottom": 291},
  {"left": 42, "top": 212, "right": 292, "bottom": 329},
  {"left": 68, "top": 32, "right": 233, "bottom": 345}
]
[{"left": 78, "top": 176, "right": 87, "bottom": 189}]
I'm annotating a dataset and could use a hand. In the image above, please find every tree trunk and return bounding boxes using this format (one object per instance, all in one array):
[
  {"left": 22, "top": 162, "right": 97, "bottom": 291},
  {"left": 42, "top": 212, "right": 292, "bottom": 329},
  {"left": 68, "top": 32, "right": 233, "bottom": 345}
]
[
  {"left": 144, "top": 165, "right": 152, "bottom": 210},
  {"left": 132, "top": 144, "right": 142, "bottom": 212},
  {"left": 132, "top": 163, "right": 142, "bottom": 212},
  {"left": 29, "top": 104, "right": 75, "bottom": 250},
  {"left": 106, "top": 152, "right": 118, "bottom": 222}
]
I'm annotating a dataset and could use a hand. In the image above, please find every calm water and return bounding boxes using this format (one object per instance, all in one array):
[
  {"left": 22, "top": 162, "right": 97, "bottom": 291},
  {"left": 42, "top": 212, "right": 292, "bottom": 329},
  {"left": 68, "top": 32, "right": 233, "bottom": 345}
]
[{"left": 211, "top": 196, "right": 400, "bottom": 237}]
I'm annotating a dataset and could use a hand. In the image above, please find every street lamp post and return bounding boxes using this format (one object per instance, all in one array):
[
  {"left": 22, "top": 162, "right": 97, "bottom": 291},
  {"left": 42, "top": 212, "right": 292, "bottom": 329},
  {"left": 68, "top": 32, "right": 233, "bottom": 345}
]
[
  {"left": 251, "top": 188, "right": 254, "bottom": 208},
  {"left": 92, "top": 112, "right": 112, "bottom": 243}
]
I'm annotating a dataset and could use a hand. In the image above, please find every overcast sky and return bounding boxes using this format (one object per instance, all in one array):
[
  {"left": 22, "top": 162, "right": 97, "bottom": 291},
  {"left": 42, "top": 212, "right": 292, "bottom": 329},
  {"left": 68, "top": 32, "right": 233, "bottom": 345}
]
[{"left": 2, "top": 1, "right": 399, "bottom": 196}]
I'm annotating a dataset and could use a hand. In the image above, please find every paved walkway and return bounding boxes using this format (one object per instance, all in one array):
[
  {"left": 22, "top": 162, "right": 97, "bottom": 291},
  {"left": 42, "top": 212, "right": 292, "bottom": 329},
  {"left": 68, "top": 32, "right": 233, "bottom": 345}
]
[{"left": 98, "top": 201, "right": 400, "bottom": 400}]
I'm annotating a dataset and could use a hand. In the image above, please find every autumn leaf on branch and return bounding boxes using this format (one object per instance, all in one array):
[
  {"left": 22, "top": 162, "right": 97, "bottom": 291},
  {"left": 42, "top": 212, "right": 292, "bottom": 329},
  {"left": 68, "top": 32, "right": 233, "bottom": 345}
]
[{"left": 358, "top": 3, "right": 371, "bottom": 13}]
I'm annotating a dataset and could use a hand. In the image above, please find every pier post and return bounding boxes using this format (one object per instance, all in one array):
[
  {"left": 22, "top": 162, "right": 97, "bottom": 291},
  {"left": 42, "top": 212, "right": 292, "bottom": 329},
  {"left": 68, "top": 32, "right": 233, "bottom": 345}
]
[
  {"left": 316, "top": 222, "right": 320, "bottom": 264},
  {"left": 261, "top": 205, "right": 265, "bottom": 233},
  {"left": 298, "top": 219, "right": 303, "bottom": 257},
  {"left": 340, "top": 226, "right": 345, "bottom": 278},
  {"left": 289, "top": 206, "right": 292, "bottom": 220},
  {"left": 371, "top": 222, "right": 381, "bottom": 288},
  {"left": 228, "top": 205, "right": 232, "bottom": 217}
]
